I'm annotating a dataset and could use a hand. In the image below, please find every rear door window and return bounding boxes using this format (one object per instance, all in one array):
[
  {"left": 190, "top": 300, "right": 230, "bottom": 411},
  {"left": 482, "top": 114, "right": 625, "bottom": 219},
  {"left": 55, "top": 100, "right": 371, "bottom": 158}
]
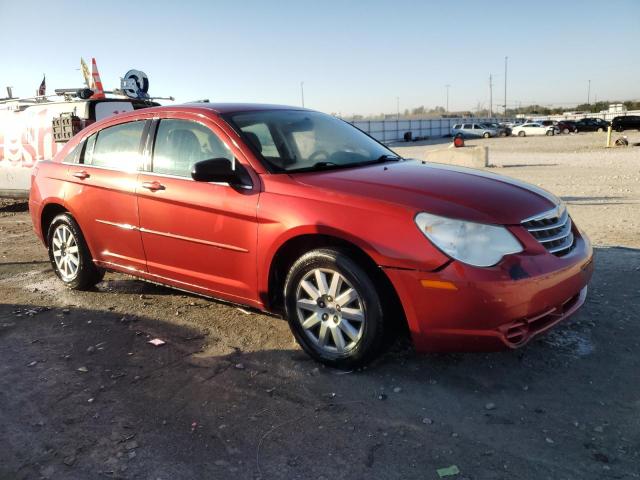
[
  {"left": 152, "top": 119, "right": 233, "bottom": 177},
  {"left": 462, "top": 124, "right": 472, "bottom": 129},
  {"left": 89, "top": 121, "right": 146, "bottom": 171}
]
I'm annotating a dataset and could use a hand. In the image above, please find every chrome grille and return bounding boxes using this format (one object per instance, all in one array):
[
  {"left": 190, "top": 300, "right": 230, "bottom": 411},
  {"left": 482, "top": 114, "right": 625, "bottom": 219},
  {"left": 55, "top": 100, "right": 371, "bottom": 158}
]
[{"left": 522, "top": 205, "right": 574, "bottom": 256}]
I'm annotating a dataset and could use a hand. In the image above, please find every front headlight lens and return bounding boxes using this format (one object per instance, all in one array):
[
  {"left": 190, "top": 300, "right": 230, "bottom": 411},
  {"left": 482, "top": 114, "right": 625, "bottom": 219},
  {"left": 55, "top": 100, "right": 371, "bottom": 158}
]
[{"left": 415, "top": 212, "right": 522, "bottom": 267}]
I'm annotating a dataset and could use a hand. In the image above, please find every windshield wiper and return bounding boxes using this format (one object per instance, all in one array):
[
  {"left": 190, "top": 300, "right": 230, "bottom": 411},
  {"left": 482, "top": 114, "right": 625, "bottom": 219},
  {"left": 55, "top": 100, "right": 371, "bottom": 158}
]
[
  {"left": 373, "top": 154, "right": 402, "bottom": 163},
  {"left": 356, "top": 154, "right": 402, "bottom": 166},
  {"left": 311, "top": 161, "right": 339, "bottom": 169}
]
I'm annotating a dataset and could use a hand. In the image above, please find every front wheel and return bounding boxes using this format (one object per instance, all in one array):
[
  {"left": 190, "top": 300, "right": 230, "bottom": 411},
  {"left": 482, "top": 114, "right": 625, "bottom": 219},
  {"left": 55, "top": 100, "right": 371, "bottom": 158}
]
[
  {"left": 284, "top": 248, "right": 386, "bottom": 368},
  {"left": 563, "top": 128, "right": 569, "bottom": 134},
  {"left": 597, "top": 127, "right": 604, "bottom": 133},
  {"left": 546, "top": 130, "right": 554, "bottom": 136},
  {"left": 47, "top": 213, "right": 104, "bottom": 290},
  {"left": 518, "top": 131, "right": 526, "bottom": 137},
  {"left": 483, "top": 132, "right": 490, "bottom": 138}
]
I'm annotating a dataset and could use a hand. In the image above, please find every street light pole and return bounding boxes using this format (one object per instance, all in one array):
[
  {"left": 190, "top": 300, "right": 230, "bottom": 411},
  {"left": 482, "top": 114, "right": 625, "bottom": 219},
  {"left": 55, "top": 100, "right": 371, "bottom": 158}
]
[
  {"left": 489, "top": 74, "right": 493, "bottom": 118},
  {"left": 445, "top": 84, "right": 450, "bottom": 114},
  {"left": 587, "top": 79, "right": 591, "bottom": 105},
  {"left": 396, "top": 96, "right": 400, "bottom": 120},
  {"left": 300, "top": 81, "right": 305, "bottom": 108},
  {"left": 504, "top": 56, "right": 508, "bottom": 116}
]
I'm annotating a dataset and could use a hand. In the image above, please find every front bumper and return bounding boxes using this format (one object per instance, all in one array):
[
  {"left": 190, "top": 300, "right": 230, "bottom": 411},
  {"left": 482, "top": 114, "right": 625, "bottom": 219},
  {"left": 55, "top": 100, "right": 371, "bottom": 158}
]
[{"left": 384, "top": 231, "right": 594, "bottom": 352}]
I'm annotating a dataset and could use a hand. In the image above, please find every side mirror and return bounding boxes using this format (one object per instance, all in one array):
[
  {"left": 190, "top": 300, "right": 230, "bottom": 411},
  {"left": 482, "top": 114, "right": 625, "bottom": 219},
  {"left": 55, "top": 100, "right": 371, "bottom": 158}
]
[{"left": 191, "top": 158, "right": 252, "bottom": 188}]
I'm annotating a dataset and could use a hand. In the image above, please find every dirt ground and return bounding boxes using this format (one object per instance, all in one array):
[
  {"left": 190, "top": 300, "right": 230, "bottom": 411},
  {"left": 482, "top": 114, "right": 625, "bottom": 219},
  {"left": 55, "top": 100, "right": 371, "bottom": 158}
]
[{"left": 1, "top": 132, "right": 639, "bottom": 480}]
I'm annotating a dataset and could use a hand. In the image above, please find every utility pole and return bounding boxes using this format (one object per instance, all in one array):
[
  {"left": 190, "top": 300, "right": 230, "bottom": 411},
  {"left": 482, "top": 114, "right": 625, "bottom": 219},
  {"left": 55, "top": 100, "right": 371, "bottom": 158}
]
[
  {"left": 489, "top": 74, "right": 493, "bottom": 118},
  {"left": 587, "top": 79, "right": 591, "bottom": 105},
  {"left": 445, "top": 84, "right": 450, "bottom": 114},
  {"left": 396, "top": 96, "right": 400, "bottom": 120},
  {"left": 504, "top": 56, "right": 508, "bottom": 117},
  {"left": 300, "top": 81, "right": 305, "bottom": 108}
]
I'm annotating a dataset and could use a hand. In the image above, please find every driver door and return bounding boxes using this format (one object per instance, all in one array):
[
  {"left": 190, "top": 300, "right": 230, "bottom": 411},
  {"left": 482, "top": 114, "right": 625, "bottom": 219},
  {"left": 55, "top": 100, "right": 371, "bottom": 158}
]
[{"left": 136, "top": 115, "right": 260, "bottom": 305}]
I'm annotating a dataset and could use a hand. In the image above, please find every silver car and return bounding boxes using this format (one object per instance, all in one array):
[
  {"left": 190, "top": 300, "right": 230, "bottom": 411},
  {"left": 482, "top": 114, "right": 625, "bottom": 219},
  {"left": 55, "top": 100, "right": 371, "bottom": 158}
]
[{"left": 451, "top": 122, "right": 498, "bottom": 138}]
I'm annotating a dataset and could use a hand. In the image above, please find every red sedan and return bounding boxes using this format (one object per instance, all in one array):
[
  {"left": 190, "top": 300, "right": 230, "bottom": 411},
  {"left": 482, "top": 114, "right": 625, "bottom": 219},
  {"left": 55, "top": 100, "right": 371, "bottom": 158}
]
[{"left": 29, "top": 104, "right": 593, "bottom": 367}]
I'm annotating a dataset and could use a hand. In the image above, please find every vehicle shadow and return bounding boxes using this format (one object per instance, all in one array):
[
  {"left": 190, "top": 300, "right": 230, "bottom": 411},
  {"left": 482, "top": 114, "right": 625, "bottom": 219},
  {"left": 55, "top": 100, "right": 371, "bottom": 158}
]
[
  {"left": 0, "top": 200, "right": 29, "bottom": 213},
  {"left": 2, "top": 245, "right": 638, "bottom": 479}
]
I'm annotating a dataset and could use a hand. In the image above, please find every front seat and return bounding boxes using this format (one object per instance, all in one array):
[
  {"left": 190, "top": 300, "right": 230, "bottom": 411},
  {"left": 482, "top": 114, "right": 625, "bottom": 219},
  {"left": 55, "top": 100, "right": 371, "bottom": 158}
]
[{"left": 243, "top": 132, "right": 262, "bottom": 154}]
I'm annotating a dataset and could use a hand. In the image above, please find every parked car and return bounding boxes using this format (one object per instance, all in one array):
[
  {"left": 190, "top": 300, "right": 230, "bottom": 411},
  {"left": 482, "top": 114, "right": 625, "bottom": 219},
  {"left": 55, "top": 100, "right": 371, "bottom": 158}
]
[
  {"left": 451, "top": 122, "right": 498, "bottom": 138},
  {"left": 29, "top": 103, "right": 593, "bottom": 367},
  {"left": 511, "top": 122, "right": 557, "bottom": 136},
  {"left": 574, "top": 118, "right": 610, "bottom": 132},
  {"left": 556, "top": 120, "right": 577, "bottom": 134},
  {"left": 611, "top": 115, "right": 640, "bottom": 132},
  {"left": 503, "top": 119, "right": 525, "bottom": 129},
  {"left": 481, "top": 122, "right": 511, "bottom": 137}
]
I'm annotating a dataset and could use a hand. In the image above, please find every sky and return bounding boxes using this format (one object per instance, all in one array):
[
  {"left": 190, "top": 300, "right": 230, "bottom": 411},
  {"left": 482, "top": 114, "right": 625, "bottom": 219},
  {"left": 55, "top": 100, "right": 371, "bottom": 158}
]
[{"left": 1, "top": 0, "right": 639, "bottom": 116}]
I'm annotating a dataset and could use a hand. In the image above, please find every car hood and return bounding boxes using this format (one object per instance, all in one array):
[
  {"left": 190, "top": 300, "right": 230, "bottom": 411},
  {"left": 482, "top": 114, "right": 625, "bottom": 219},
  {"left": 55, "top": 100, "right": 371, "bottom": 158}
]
[{"left": 291, "top": 160, "right": 559, "bottom": 225}]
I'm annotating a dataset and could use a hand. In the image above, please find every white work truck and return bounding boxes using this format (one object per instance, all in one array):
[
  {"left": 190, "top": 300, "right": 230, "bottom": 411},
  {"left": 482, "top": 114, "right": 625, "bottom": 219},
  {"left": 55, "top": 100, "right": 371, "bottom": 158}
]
[{"left": 0, "top": 96, "right": 158, "bottom": 197}]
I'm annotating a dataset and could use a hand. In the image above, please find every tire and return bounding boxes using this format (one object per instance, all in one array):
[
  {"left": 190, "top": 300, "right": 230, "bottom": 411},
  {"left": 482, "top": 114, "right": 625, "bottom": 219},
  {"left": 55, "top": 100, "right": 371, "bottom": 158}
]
[
  {"left": 563, "top": 128, "right": 569, "bottom": 134},
  {"left": 284, "top": 248, "right": 386, "bottom": 368},
  {"left": 47, "top": 213, "right": 105, "bottom": 290},
  {"left": 483, "top": 132, "right": 490, "bottom": 138},
  {"left": 597, "top": 127, "right": 604, "bottom": 133},
  {"left": 518, "top": 131, "right": 526, "bottom": 137},
  {"left": 546, "top": 130, "right": 553, "bottom": 136}
]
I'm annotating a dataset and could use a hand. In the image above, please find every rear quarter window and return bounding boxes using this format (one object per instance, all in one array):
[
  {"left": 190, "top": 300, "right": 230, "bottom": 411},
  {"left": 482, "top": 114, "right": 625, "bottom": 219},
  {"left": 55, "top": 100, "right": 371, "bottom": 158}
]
[{"left": 63, "top": 142, "right": 83, "bottom": 164}]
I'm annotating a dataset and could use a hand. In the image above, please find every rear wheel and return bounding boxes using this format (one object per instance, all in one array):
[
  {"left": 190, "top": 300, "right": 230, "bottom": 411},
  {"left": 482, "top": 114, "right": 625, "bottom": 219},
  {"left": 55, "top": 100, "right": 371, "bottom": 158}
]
[
  {"left": 284, "top": 248, "right": 386, "bottom": 368},
  {"left": 597, "top": 127, "right": 604, "bottom": 133},
  {"left": 483, "top": 132, "right": 490, "bottom": 138},
  {"left": 546, "top": 130, "right": 554, "bottom": 136},
  {"left": 518, "top": 131, "right": 526, "bottom": 137},
  {"left": 47, "top": 213, "right": 104, "bottom": 290},
  {"left": 563, "top": 128, "right": 569, "bottom": 134}
]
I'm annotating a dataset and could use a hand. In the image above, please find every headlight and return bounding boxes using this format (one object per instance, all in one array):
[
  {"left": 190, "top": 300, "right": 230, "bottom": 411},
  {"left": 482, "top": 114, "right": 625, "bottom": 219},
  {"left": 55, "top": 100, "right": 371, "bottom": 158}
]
[{"left": 415, "top": 212, "right": 522, "bottom": 267}]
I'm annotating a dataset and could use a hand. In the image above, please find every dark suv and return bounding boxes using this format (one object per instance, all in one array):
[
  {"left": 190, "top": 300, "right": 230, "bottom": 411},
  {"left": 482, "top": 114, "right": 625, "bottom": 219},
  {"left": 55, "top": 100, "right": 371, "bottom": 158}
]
[
  {"left": 611, "top": 115, "right": 640, "bottom": 132},
  {"left": 575, "top": 118, "right": 610, "bottom": 132}
]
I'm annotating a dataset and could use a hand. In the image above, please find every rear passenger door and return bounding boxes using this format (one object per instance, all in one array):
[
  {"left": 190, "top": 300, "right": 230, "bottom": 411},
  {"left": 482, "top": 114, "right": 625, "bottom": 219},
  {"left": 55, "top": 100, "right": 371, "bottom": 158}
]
[
  {"left": 136, "top": 115, "right": 260, "bottom": 304},
  {"left": 64, "top": 120, "right": 148, "bottom": 272}
]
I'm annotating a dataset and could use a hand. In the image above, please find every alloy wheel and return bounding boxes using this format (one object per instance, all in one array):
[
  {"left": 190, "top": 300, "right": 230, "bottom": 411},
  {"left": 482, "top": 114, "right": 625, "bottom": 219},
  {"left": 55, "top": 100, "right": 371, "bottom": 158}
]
[
  {"left": 295, "top": 268, "right": 365, "bottom": 354},
  {"left": 52, "top": 224, "right": 80, "bottom": 281}
]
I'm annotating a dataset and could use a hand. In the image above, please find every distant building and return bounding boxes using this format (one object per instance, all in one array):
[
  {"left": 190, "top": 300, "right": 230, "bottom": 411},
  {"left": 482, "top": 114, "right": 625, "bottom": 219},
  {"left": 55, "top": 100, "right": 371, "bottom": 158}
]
[{"left": 607, "top": 103, "right": 627, "bottom": 113}]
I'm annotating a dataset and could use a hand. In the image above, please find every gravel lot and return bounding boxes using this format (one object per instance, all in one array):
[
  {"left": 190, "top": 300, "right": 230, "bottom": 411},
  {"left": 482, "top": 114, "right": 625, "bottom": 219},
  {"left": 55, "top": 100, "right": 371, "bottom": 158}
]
[{"left": 1, "top": 132, "right": 639, "bottom": 479}]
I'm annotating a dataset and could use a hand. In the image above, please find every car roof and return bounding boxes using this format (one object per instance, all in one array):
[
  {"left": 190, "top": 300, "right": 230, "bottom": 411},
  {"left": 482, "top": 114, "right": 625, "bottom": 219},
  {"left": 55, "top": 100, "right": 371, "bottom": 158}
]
[
  {"left": 143, "top": 102, "right": 308, "bottom": 115},
  {"left": 86, "top": 102, "right": 312, "bottom": 129}
]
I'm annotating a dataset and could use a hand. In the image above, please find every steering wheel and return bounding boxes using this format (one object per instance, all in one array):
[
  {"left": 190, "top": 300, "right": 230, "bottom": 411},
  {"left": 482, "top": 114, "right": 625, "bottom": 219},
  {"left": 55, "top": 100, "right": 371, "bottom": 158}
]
[{"left": 307, "top": 150, "right": 330, "bottom": 162}]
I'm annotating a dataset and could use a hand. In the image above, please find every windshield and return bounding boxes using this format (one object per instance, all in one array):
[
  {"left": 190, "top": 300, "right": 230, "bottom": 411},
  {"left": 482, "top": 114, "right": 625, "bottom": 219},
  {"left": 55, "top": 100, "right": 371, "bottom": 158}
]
[{"left": 225, "top": 110, "right": 399, "bottom": 173}]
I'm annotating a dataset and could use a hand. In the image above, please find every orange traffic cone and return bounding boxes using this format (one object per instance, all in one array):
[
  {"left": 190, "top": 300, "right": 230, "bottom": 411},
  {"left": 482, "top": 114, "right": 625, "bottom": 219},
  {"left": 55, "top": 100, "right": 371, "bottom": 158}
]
[{"left": 90, "top": 58, "right": 106, "bottom": 99}]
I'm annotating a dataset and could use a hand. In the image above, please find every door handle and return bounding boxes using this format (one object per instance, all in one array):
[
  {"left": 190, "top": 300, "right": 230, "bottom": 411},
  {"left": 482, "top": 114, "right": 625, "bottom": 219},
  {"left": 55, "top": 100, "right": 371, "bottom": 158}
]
[
  {"left": 141, "top": 181, "right": 166, "bottom": 192},
  {"left": 72, "top": 170, "right": 90, "bottom": 180}
]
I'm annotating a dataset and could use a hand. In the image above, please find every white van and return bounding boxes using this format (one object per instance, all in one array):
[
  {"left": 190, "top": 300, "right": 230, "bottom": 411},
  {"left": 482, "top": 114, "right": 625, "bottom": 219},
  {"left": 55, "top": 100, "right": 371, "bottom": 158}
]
[{"left": 0, "top": 96, "right": 158, "bottom": 197}]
